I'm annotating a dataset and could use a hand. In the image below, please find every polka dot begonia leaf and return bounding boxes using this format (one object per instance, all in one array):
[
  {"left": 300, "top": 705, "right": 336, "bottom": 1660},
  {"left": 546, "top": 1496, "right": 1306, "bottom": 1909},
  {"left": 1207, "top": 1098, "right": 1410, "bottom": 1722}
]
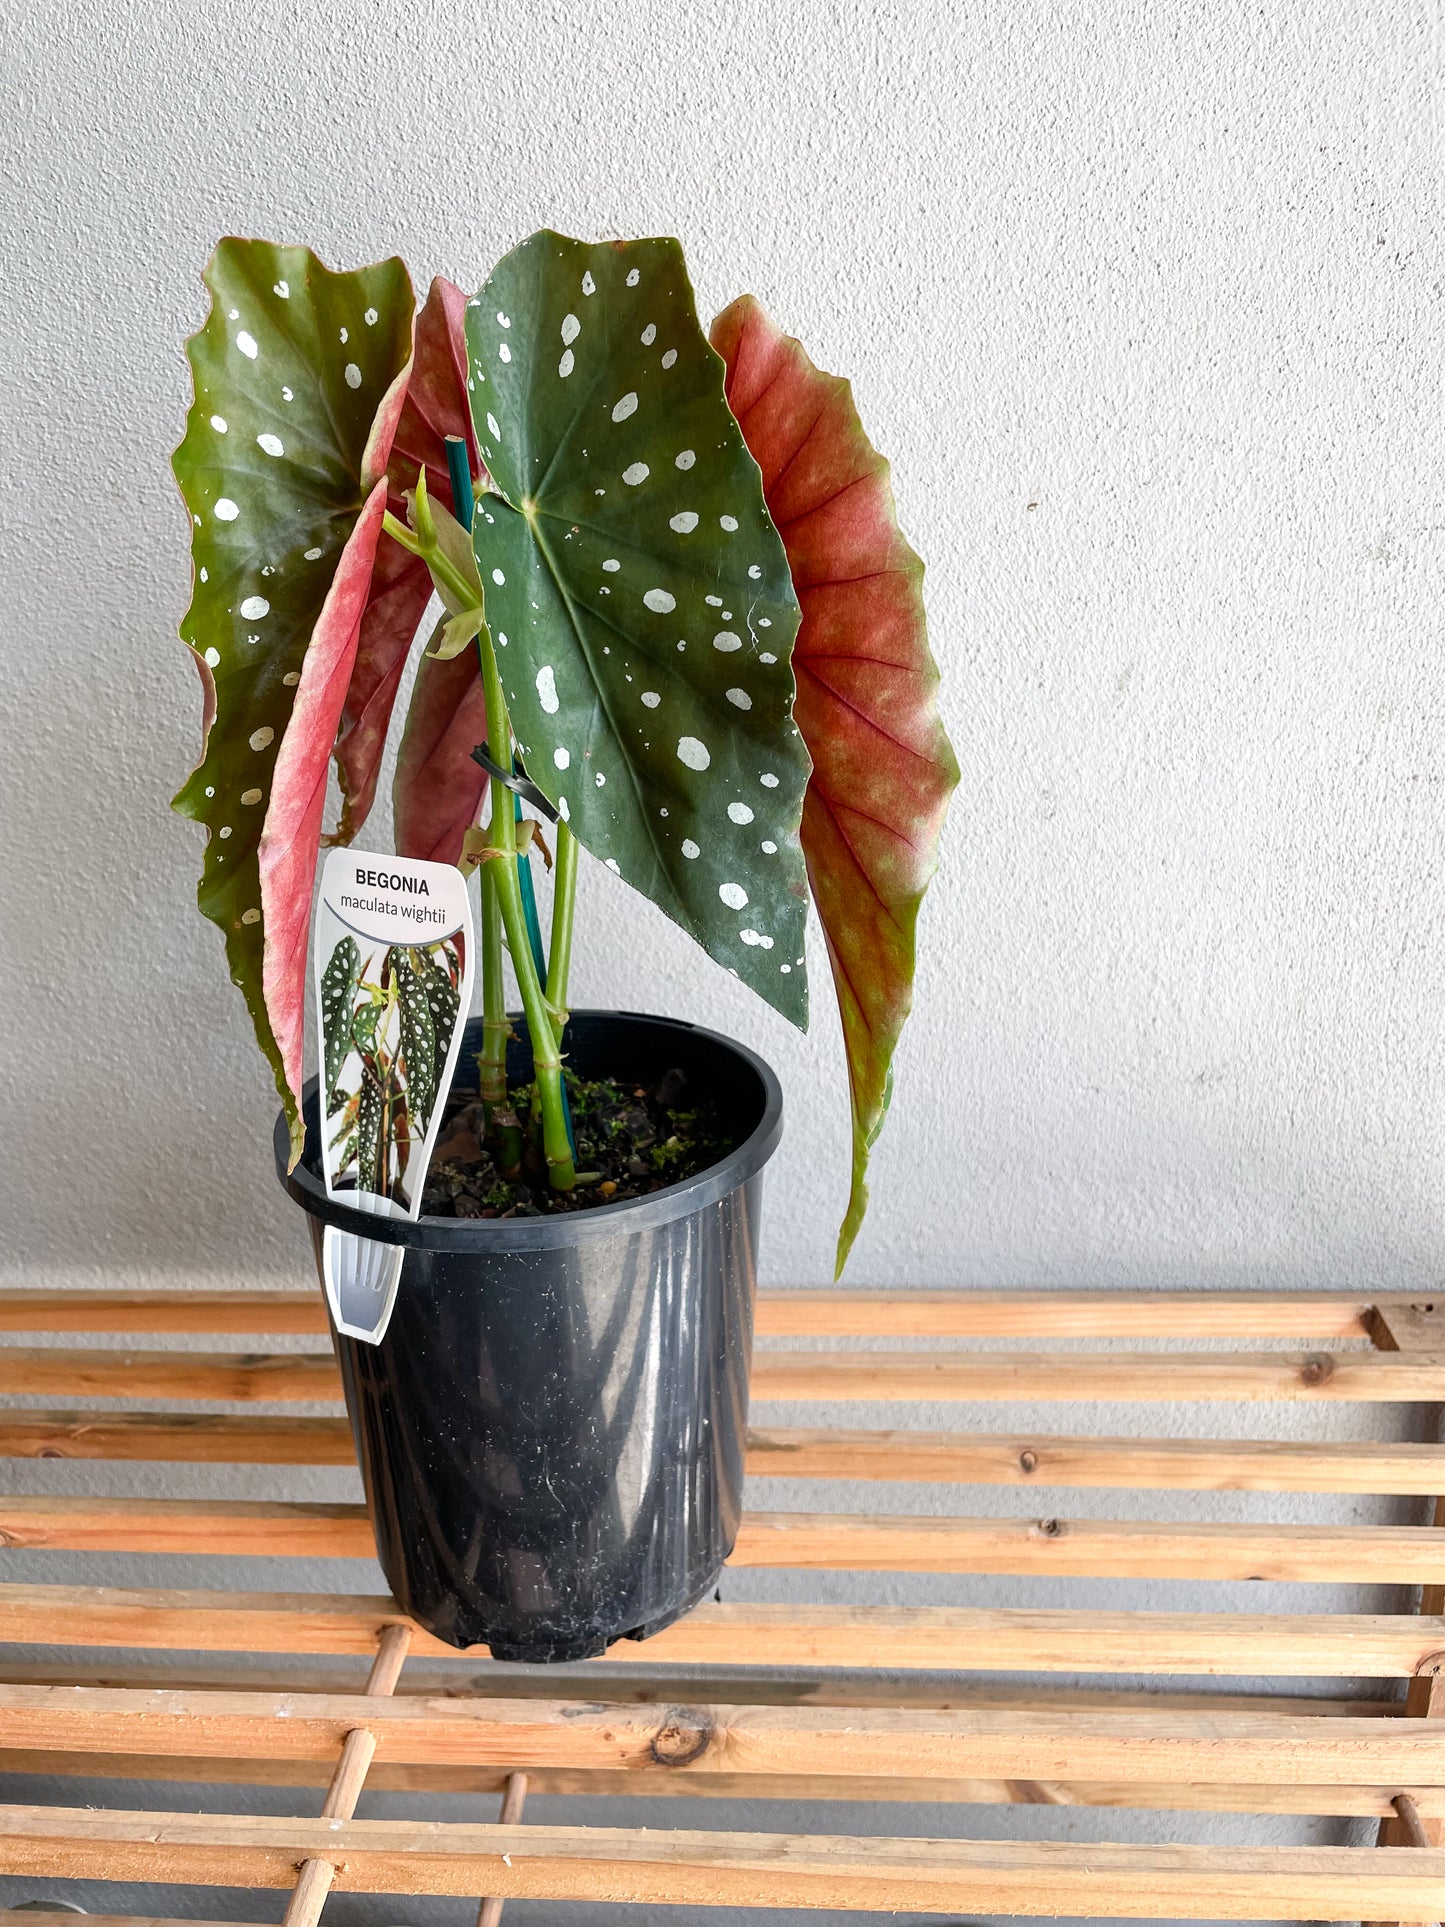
[
  {"left": 463, "top": 231, "right": 812, "bottom": 1029},
  {"left": 171, "top": 240, "right": 416, "bottom": 1161}
]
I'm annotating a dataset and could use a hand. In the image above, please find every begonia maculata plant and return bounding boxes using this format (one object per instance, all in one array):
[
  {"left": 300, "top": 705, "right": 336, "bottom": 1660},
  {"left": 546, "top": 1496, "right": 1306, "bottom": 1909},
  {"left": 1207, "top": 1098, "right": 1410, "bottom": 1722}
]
[{"left": 172, "top": 229, "right": 957, "bottom": 1271}]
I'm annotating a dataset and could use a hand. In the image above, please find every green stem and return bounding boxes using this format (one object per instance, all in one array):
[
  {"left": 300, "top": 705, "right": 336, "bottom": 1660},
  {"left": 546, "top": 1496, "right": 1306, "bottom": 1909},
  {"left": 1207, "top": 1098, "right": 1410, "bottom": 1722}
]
[
  {"left": 546, "top": 820, "right": 579, "bottom": 1030},
  {"left": 382, "top": 509, "right": 476, "bottom": 610},
  {"left": 490, "top": 843, "right": 574, "bottom": 1186},
  {"left": 477, "top": 863, "right": 508, "bottom": 1110},
  {"left": 386, "top": 498, "right": 576, "bottom": 1191},
  {"left": 474, "top": 632, "right": 575, "bottom": 1193}
]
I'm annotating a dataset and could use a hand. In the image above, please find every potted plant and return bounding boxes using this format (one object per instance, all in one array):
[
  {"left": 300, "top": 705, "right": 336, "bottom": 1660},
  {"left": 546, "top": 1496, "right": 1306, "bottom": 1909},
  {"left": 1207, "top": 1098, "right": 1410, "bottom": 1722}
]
[{"left": 173, "top": 229, "right": 957, "bottom": 1660}]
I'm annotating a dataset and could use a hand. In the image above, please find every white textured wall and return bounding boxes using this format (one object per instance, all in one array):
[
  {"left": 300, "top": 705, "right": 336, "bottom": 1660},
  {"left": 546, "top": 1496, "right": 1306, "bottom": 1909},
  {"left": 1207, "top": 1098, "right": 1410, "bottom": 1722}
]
[
  {"left": 3, "top": 1, "right": 1444, "bottom": 1292},
  {"left": 0, "top": 4, "right": 1442, "bottom": 1924}
]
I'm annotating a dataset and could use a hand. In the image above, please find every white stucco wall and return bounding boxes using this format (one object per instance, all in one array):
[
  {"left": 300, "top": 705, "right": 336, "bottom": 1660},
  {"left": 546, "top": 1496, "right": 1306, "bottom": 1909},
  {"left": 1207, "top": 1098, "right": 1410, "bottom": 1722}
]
[
  {"left": 0, "top": 3, "right": 1441, "bottom": 1924},
  {"left": 3, "top": 0, "right": 1444, "bottom": 1294}
]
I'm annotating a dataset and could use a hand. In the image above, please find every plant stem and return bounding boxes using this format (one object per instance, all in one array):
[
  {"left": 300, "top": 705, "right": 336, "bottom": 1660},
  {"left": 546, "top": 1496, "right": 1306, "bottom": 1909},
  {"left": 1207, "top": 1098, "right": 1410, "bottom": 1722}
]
[
  {"left": 514, "top": 793, "right": 549, "bottom": 979},
  {"left": 382, "top": 511, "right": 475, "bottom": 610},
  {"left": 490, "top": 841, "right": 575, "bottom": 1186},
  {"left": 546, "top": 820, "right": 579, "bottom": 1029},
  {"left": 385, "top": 499, "right": 576, "bottom": 1191},
  {"left": 476, "top": 863, "right": 508, "bottom": 1110},
  {"left": 472, "top": 624, "right": 576, "bottom": 1192}
]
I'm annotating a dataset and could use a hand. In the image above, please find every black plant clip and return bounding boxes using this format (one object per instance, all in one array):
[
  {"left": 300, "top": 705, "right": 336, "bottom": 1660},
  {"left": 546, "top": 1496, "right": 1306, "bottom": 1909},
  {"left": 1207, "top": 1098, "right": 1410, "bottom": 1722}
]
[{"left": 470, "top": 742, "right": 560, "bottom": 823}]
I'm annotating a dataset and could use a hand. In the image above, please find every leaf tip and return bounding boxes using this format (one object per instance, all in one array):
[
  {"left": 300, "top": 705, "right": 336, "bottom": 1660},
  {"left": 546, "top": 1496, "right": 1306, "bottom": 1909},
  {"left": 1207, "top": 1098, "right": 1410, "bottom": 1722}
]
[
  {"left": 832, "top": 1177, "right": 867, "bottom": 1280},
  {"left": 284, "top": 1102, "right": 306, "bottom": 1174}
]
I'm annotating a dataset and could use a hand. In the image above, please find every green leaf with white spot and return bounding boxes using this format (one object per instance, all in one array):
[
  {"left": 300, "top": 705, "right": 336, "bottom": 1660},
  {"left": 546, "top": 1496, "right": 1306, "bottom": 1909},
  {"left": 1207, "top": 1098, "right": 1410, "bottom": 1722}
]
[
  {"left": 421, "top": 946, "right": 461, "bottom": 1093},
  {"left": 171, "top": 239, "right": 415, "bottom": 1150},
  {"left": 394, "top": 948, "right": 439, "bottom": 1133},
  {"left": 356, "top": 1067, "right": 385, "bottom": 1195},
  {"left": 353, "top": 1000, "right": 382, "bottom": 1059},
  {"left": 464, "top": 231, "right": 812, "bottom": 1026},
  {"left": 320, "top": 934, "right": 361, "bottom": 1107}
]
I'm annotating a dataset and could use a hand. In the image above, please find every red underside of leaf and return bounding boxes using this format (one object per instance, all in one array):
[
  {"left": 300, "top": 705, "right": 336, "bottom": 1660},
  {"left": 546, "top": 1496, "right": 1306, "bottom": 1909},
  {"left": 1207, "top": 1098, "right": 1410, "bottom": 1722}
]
[
  {"left": 259, "top": 481, "right": 391, "bottom": 1122},
  {"left": 388, "top": 278, "right": 495, "bottom": 867},
  {"left": 711, "top": 294, "right": 958, "bottom": 1271},
  {"left": 187, "top": 645, "right": 217, "bottom": 745},
  {"left": 393, "top": 643, "right": 489, "bottom": 865},
  {"left": 333, "top": 277, "right": 479, "bottom": 842}
]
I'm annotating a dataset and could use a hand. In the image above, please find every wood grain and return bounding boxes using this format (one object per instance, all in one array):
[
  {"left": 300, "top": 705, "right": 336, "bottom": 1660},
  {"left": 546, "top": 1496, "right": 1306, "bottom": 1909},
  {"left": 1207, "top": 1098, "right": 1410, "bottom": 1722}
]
[
  {"left": 5, "top": 1345, "right": 1439, "bottom": 1403},
  {"left": 0, "top": 1349, "right": 338, "bottom": 1402},
  {"left": 5, "top": 1583, "right": 1440, "bottom": 1674},
  {"left": 4, "top": 1684, "right": 1442, "bottom": 1784},
  {"left": 0, "top": 1413, "right": 355, "bottom": 1463},
  {"left": 748, "top": 1348, "right": 1445, "bottom": 1403},
  {"left": 730, "top": 1510, "right": 1445, "bottom": 1581},
  {"left": 0, "top": 1659, "right": 1391, "bottom": 1715},
  {"left": 0, "top": 1287, "right": 1396, "bottom": 1338},
  {"left": 753, "top": 1290, "right": 1389, "bottom": 1339},
  {"left": 8, "top": 1412, "right": 1441, "bottom": 1495},
  {"left": 745, "top": 1427, "right": 1445, "bottom": 1491},
  {"left": 4, "top": 1496, "right": 1442, "bottom": 1580},
  {"left": 0, "top": 1292, "right": 327, "bottom": 1333},
  {"left": 2, "top": 1808, "right": 1442, "bottom": 1917},
  {"left": 2, "top": 1749, "right": 1438, "bottom": 1815}
]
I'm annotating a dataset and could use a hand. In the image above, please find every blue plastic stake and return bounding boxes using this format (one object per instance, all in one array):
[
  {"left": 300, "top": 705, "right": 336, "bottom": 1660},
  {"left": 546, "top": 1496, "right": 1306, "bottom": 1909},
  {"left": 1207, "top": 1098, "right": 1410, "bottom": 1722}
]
[
  {"left": 444, "top": 436, "right": 474, "bottom": 530},
  {"left": 515, "top": 813, "right": 548, "bottom": 977}
]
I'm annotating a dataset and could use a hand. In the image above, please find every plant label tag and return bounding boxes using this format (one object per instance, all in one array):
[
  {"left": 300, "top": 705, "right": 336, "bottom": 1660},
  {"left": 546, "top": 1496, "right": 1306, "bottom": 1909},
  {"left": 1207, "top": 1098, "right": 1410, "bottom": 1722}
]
[{"left": 313, "top": 849, "right": 475, "bottom": 1343}]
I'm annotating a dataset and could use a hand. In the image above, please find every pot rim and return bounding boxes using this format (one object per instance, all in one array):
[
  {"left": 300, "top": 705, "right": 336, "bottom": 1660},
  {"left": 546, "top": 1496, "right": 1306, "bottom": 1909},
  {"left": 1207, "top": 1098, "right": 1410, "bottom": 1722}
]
[{"left": 275, "top": 1007, "right": 783, "bottom": 1251}]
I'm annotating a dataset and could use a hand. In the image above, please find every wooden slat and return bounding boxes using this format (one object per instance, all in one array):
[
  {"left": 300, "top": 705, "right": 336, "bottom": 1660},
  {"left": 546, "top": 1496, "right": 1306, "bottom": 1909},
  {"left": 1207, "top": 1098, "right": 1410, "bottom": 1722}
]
[
  {"left": 3, "top": 1808, "right": 1443, "bottom": 1918},
  {"left": 5, "top": 1494, "right": 1443, "bottom": 1581},
  {"left": 755, "top": 1290, "right": 1389, "bottom": 1339},
  {"left": 0, "top": 1292, "right": 327, "bottom": 1333},
  {"left": 0, "top": 1495, "right": 368, "bottom": 1555},
  {"left": 8, "top": 1411, "right": 1442, "bottom": 1496},
  {"left": 3, "top": 1749, "right": 1438, "bottom": 1816},
  {"left": 7, "top": 1345, "right": 1441, "bottom": 1404},
  {"left": 1368, "top": 1298, "right": 1445, "bottom": 1353},
  {"left": 0, "top": 1287, "right": 1397, "bottom": 1338},
  {"left": 0, "top": 1661, "right": 1393, "bottom": 1717},
  {"left": 5, "top": 1684, "right": 1442, "bottom": 1783},
  {"left": 0, "top": 1349, "right": 338, "bottom": 1402},
  {"left": 0, "top": 1413, "right": 355, "bottom": 1463},
  {"left": 4, "top": 1584, "right": 1440, "bottom": 1676},
  {"left": 748, "top": 1349, "right": 1445, "bottom": 1403},
  {"left": 731, "top": 1512, "right": 1445, "bottom": 1580},
  {"left": 746, "top": 1428, "right": 1445, "bottom": 1492}
]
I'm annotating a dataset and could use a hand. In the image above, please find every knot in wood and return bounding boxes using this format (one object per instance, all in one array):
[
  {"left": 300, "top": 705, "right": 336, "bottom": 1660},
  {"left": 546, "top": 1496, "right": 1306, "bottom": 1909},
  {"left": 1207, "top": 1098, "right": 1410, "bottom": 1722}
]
[
  {"left": 1034, "top": 1516, "right": 1064, "bottom": 1538},
  {"left": 1017, "top": 1450, "right": 1039, "bottom": 1475},
  {"left": 1298, "top": 1352, "right": 1335, "bottom": 1387},
  {"left": 1416, "top": 1649, "right": 1445, "bottom": 1678},
  {"left": 649, "top": 1706, "right": 714, "bottom": 1767}
]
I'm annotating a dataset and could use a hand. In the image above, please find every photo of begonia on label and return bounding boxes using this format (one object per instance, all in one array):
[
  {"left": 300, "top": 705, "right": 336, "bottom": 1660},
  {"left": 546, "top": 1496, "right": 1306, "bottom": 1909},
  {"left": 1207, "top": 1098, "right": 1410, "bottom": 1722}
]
[{"left": 321, "top": 933, "right": 462, "bottom": 1207}]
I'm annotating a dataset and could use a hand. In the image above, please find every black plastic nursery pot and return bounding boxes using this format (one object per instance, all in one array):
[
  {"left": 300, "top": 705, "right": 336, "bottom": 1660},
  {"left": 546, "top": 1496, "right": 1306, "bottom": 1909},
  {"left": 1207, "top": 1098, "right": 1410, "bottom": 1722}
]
[{"left": 277, "top": 1009, "right": 782, "bottom": 1663}]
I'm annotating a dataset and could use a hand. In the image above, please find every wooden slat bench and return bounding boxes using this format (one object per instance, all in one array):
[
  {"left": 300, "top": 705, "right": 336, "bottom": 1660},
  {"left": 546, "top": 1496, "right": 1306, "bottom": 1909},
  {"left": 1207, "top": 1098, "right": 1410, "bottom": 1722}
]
[{"left": 0, "top": 1285, "right": 1442, "bottom": 1924}]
